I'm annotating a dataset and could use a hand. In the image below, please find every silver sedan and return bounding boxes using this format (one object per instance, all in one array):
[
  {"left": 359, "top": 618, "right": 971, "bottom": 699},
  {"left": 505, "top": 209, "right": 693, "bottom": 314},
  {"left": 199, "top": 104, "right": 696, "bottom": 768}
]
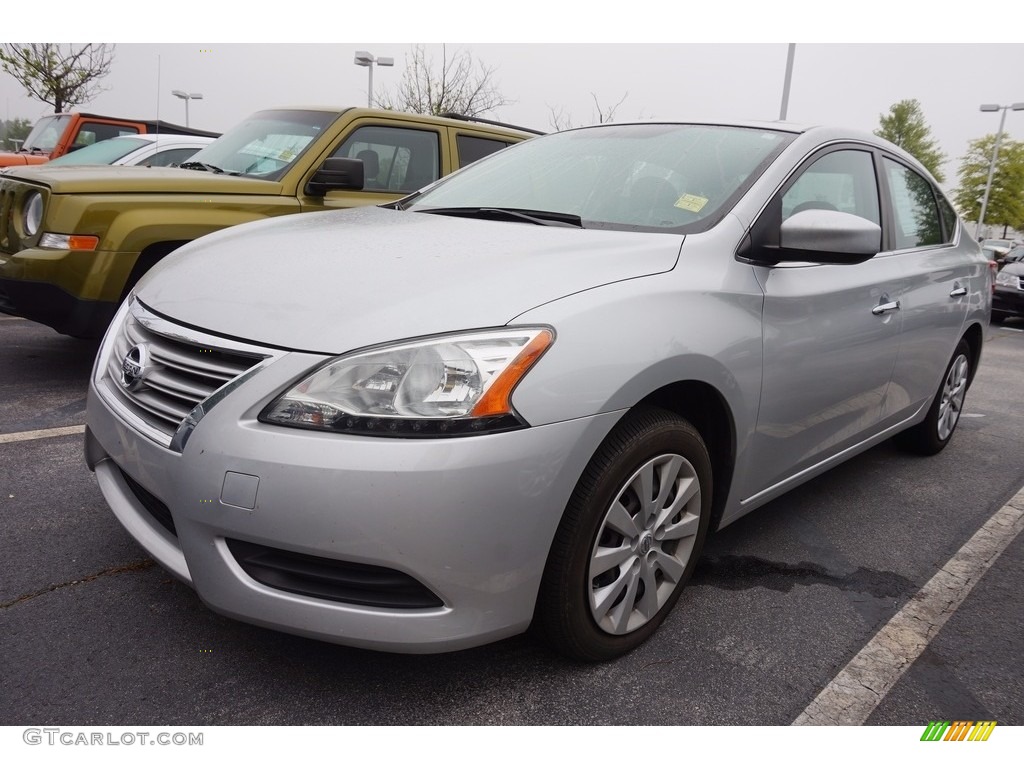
[{"left": 86, "top": 120, "right": 991, "bottom": 661}]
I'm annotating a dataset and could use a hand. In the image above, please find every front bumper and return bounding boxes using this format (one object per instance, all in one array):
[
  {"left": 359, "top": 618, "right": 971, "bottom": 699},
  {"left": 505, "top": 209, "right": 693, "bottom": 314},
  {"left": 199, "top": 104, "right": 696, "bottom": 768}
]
[
  {"left": 992, "top": 285, "right": 1024, "bottom": 317},
  {"left": 87, "top": 336, "right": 621, "bottom": 653},
  {"left": 0, "top": 246, "right": 130, "bottom": 337}
]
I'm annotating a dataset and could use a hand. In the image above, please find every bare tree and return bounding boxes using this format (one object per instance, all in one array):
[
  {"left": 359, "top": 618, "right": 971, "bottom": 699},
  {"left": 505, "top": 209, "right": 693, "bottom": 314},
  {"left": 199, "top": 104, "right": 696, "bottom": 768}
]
[
  {"left": 548, "top": 105, "right": 574, "bottom": 132},
  {"left": 590, "top": 92, "right": 629, "bottom": 124},
  {"left": 0, "top": 43, "right": 115, "bottom": 114},
  {"left": 547, "top": 92, "right": 630, "bottom": 131},
  {"left": 376, "top": 45, "right": 512, "bottom": 118}
]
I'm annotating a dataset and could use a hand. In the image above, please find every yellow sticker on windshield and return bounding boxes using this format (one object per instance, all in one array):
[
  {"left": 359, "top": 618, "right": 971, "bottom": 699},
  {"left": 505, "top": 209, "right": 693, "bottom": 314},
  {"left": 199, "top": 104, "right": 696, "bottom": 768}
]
[{"left": 675, "top": 194, "right": 708, "bottom": 213}]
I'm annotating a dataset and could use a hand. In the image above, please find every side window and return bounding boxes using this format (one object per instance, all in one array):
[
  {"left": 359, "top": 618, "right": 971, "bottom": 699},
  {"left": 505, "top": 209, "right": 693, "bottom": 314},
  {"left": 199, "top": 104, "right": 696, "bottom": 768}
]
[
  {"left": 78, "top": 122, "right": 140, "bottom": 148},
  {"left": 936, "top": 192, "right": 959, "bottom": 244},
  {"left": 143, "top": 147, "right": 201, "bottom": 167},
  {"left": 331, "top": 126, "right": 440, "bottom": 192},
  {"left": 782, "top": 149, "right": 880, "bottom": 224},
  {"left": 884, "top": 158, "right": 943, "bottom": 249},
  {"left": 456, "top": 135, "right": 510, "bottom": 166}
]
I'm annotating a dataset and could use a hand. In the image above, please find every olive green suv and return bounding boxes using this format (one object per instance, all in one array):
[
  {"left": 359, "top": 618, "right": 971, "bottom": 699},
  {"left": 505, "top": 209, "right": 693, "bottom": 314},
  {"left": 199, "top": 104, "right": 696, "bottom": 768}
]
[{"left": 0, "top": 107, "right": 535, "bottom": 337}]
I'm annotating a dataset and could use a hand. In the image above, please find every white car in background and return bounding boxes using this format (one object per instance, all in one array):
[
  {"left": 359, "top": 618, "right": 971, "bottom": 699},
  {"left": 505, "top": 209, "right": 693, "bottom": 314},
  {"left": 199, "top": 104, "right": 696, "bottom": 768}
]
[{"left": 47, "top": 134, "right": 217, "bottom": 168}]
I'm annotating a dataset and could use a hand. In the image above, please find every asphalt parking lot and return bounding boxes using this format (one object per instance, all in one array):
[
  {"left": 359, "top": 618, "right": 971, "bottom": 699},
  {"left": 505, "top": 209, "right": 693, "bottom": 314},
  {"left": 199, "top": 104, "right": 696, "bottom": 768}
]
[{"left": 1, "top": 314, "right": 1022, "bottom": 726}]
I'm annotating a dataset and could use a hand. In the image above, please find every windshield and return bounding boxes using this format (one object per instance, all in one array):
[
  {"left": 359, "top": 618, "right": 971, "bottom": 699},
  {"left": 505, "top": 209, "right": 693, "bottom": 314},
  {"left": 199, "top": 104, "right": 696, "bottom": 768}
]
[
  {"left": 408, "top": 123, "right": 793, "bottom": 232},
  {"left": 184, "top": 109, "right": 339, "bottom": 180},
  {"left": 48, "top": 136, "right": 150, "bottom": 166},
  {"left": 21, "top": 115, "right": 73, "bottom": 153}
]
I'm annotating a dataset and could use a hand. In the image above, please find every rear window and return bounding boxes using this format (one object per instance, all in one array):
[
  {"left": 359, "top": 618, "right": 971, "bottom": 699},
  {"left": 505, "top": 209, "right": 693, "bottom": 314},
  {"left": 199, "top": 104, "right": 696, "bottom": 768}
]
[{"left": 456, "top": 135, "right": 511, "bottom": 165}]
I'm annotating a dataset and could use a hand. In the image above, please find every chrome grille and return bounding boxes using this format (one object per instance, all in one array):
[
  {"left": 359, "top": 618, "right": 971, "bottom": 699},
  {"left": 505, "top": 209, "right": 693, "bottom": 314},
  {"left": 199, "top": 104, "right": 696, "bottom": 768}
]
[{"left": 99, "top": 300, "right": 272, "bottom": 448}]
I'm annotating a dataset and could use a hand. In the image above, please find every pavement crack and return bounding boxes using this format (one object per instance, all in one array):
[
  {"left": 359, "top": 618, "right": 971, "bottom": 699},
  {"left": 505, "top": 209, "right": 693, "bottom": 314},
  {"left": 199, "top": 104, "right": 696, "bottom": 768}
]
[
  {"left": 0, "top": 559, "right": 155, "bottom": 609},
  {"left": 693, "top": 554, "right": 916, "bottom": 598}
]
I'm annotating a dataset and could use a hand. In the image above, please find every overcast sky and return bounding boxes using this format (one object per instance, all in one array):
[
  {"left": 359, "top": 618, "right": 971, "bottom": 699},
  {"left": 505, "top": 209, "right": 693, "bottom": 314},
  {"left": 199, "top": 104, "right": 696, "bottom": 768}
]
[{"left": 4, "top": 3, "right": 1024, "bottom": 188}]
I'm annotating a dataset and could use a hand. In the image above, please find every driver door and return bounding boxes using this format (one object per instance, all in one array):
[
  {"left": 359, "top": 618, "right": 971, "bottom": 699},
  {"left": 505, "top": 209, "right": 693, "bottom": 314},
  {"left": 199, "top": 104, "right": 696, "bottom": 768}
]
[{"left": 742, "top": 147, "right": 904, "bottom": 499}]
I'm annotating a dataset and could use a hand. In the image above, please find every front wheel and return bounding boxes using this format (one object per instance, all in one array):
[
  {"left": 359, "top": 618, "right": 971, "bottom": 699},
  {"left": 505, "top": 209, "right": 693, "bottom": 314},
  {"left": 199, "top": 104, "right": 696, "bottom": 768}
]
[
  {"left": 895, "top": 339, "right": 971, "bottom": 456},
  {"left": 535, "top": 406, "right": 712, "bottom": 661}
]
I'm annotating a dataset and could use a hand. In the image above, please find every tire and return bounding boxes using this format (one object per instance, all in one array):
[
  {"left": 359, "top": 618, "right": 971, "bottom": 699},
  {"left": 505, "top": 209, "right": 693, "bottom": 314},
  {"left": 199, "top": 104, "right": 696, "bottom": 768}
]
[
  {"left": 535, "top": 406, "right": 713, "bottom": 662},
  {"left": 895, "top": 339, "right": 971, "bottom": 456}
]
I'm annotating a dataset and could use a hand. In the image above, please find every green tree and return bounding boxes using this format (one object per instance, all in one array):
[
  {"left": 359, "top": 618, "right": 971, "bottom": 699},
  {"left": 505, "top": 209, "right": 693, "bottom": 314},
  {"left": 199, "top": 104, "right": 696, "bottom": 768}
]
[
  {"left": 376, "top": 45, "right": 512, "bottom": 118},
  {"left": 875, "top": 99, "right": 947, "bottom": 182},
  {"left": 1, "top": 117, "right": 32, "bottom": 150},
  {"left": 0, "top": 43, "right": 115, "bottom": 114},
  {"left": 953, "top": 134, "right": 1024, "bottom": 235}
]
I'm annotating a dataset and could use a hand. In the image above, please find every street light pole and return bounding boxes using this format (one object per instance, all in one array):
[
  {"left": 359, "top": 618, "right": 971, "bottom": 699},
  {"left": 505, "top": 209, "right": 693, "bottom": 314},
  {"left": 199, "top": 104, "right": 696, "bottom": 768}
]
[
  {"left": 779, "top": 43, "right": 796, "bottom": 121},
  {"left": 976, "top": 102, "right": 1024, "bottom": 239},
  {"left": 171, "top": 90, "right": 203, "bottom": 127},
  {"left": 354, "top": 50, "right": 394, "bottom": 108}
]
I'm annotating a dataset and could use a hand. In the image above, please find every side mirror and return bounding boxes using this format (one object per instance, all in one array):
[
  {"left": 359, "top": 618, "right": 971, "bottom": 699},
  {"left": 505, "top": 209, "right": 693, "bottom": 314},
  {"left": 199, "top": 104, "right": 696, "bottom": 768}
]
[
  {"left": 739, "top": 208, "right": 883, "bottom": 267},
  {"left": 775, "top": 209, "right": 881, "bottom": 264},
  {"left": 305, "top": 157, "right": 364, "bottom": 197}
]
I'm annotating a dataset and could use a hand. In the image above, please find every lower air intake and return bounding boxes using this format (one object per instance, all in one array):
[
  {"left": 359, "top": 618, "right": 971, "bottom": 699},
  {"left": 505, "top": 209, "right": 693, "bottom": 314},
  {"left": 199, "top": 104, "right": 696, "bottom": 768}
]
[{"left": 226, "top": 539, "right": 444, "bottom": 609}]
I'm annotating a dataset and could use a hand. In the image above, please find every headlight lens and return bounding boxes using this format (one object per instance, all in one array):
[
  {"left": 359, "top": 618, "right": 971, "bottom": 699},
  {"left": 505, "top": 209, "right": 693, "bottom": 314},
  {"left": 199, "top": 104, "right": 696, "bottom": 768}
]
[
  {"left": 261, "top": 328, "right": 553, "bottom": 437},
  {"left": 996, "top": 271, "right": 1021, "bottom": 288},
  {"left": 23, "top": 191, "right": 43, "bottom": 236}
]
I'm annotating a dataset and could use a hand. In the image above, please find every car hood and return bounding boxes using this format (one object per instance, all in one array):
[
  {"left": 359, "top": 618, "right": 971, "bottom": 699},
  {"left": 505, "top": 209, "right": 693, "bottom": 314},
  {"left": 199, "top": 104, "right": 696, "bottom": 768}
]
[
  {"left": 137, "top": 206, "right": 683, "bottom": 354},
  {"left": 3, "top": 164, "right": 282, "bottom": 194}
]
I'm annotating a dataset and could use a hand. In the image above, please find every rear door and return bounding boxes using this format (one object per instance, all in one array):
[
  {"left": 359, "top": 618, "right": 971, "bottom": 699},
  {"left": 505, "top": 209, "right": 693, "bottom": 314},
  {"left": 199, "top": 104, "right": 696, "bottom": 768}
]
[{"left": 876, "top": 157, "right": 975, "bottom": 426}]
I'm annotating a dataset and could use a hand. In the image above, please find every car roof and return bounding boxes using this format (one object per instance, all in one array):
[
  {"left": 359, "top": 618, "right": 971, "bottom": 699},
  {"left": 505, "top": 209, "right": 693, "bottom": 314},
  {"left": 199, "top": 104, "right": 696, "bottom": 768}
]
[
  {"left": 553, "top": 120, "right": 927, "bottom": 173},
  {"left": 552, "top": 120, "right": 904, "bottom": 152},
  {"left": 252, "top": 106, "right": 539, "bottom": 138},
  {"left": 142, "top": 134, "right": 216, "bottom": 143}
]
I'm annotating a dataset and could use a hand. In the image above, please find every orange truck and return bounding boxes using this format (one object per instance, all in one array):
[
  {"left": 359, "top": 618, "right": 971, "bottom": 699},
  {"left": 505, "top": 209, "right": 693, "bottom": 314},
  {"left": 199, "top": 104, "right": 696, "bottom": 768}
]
[{"left": 0, "top": 112, "right": 219, "bottom": 167}]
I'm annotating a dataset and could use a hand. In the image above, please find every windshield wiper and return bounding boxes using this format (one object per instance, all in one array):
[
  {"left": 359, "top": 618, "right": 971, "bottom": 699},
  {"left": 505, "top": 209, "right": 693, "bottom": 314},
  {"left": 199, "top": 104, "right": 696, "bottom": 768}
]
[
  {"left": 179, "top": 160, "right": 229, "bottom": 174},
  {"left": 417, "top": 206, "right": 583, "bottom": 228}
]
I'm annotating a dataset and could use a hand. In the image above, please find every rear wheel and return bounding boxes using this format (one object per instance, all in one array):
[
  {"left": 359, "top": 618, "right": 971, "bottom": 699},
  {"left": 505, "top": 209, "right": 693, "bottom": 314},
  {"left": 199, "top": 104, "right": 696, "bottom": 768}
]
[
  {"left": 535, "top": 406, "right": 712, "bottom": 661},
  {"left": 896, "top": 339, "right": 971, "bottom": 455}
]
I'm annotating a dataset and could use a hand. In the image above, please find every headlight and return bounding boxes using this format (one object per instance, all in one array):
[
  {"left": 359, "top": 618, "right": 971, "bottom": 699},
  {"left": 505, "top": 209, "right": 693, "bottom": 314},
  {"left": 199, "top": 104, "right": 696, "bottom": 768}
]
[
  {"left": 996, "top": 271, "right": 1021, "bottom": 289},
  {"left": 261, "top": 327, "right": 554, "bottom": 437},
  {"left": 23, "top": 191, "right": 43, "bottom": 236}
]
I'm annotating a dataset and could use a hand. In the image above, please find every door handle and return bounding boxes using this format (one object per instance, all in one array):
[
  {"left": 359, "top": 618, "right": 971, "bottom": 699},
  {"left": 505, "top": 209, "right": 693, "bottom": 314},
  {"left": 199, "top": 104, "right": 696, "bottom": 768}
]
[
  {"left": 949, "top": 286, "right": 967, "bottom": 297},
  {"left": 872, "top": 299, "right": 901, "bottom": 316}
]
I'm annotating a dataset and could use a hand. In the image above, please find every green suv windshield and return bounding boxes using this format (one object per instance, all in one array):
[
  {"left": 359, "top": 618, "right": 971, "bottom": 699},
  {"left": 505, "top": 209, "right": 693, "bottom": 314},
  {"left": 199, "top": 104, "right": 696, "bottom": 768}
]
[
  {"left": 408, "top": 123, "right": 793, "bottom": 232},
  {"left": 182, "top": 109, "right": 339, "bottom": 180}
]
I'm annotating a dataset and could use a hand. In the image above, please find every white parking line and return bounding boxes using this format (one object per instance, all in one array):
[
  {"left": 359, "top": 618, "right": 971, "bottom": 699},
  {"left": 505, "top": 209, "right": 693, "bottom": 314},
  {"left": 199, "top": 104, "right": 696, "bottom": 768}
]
[
  {"left": 0, "top": 425, "right": 86, "bottom": 444},
  {"left": 793, "top": 486, "right": 1024, "bottom": 726}
]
